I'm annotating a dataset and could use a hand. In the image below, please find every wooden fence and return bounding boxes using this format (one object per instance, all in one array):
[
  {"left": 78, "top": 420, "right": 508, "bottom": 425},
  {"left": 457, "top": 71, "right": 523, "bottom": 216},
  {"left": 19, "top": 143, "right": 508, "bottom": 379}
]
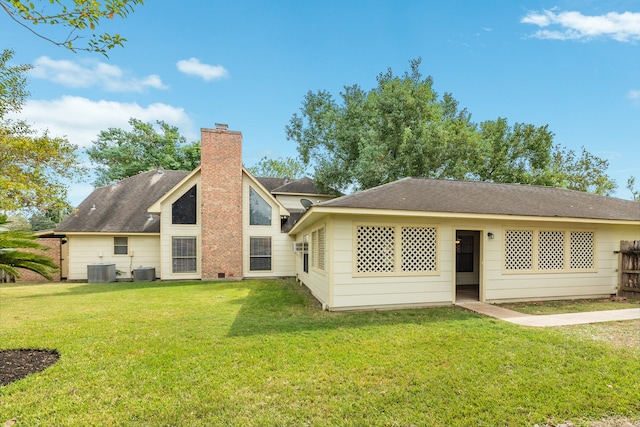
[{"left": 618, "top": 240, "right": 640, "bottom": 298}]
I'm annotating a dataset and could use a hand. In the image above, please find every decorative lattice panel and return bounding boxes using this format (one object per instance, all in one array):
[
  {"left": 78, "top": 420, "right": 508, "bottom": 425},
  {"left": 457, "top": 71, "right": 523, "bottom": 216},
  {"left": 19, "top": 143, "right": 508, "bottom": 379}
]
[
  {"left": 311, "top": 230, "right": 319, "bottom": 268},
  {"left": 356, "top": 226, "right": 395, "bottom": 273},
  {"left": 570, "top": 231, "right": 595, "bottom": 269},
  {"left": 505, "top": 229, "right": 533, "bottom": 270},
  {"left": 318, "top": 227, "right": 326, "bottom": 270},
  {"left": 538, "top": 231, "right": 565, "bottom": 270},
  {"left": 401, "top": 227, "right": 437, "bottom": 272}
]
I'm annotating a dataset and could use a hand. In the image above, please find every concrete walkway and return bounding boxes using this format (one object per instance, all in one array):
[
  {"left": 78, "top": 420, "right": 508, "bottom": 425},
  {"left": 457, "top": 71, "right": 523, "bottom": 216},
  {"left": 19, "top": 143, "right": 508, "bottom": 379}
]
[{"left": 456, "top": 301, "right": 640, "bottom": 327}]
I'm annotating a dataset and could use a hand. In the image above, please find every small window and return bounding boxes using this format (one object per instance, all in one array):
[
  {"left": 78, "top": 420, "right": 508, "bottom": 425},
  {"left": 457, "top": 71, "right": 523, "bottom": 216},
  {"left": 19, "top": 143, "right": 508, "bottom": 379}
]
[
  {"left": 172, "top": 185, "right": 197, "bottom": 225},
  {"left": 250, "top": 237, "right": 272, "bottom": 271},
  {"left": 172, "top": 237, "right": 197, "bottom": 273},
  {"left": 114, "top": 237, "right": 128, "bottom": 255},
  {"left": 303, "top": 234, "right": 309, "bottom": 273},
  {"left": 249, "top": 187, "right": 272, "bottom": 226}
]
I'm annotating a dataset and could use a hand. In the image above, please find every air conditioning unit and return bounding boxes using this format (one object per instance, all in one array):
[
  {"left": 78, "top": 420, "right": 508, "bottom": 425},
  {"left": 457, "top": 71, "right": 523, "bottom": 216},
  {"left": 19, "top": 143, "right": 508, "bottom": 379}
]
[
  {"left": 87, "top": 263, "right": 116, "bottom": 283},
  {"left": 132, "top": 267, "right": 155, "bottom": 282},
  {"left": 292, "top": 242, "right": 308, "bottom": 252}
]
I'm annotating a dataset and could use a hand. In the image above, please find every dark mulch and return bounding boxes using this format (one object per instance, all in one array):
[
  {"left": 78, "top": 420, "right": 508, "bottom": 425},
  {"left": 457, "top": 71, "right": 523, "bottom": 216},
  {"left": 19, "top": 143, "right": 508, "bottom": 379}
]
[{"left": 0, "top": 349, "right": 60, "bottom": 386}]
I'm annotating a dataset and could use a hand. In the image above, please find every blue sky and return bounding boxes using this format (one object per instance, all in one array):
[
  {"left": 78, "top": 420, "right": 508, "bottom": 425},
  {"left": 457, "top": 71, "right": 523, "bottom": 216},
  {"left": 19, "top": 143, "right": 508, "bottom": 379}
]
[{"left": 3, "top": 0, "right": 640, "bottom": 206}]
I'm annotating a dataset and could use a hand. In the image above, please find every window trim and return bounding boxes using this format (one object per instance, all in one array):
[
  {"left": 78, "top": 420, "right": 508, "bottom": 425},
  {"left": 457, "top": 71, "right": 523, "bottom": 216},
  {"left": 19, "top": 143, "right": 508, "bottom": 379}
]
[
  {"left": 502, "top": 227, "right": 597, "bottom": 274},
  {"left": 171, "top": 236, "right": 198, "bottom": 274},
  {"left": 310, "top": 225, "right": 326, "bottom": 274},
  {"left": 249, "top": 236, "right": 273, "bottom": 272},
  {"left": 171, "top": 185, "right": 198, "bottom": 225},
  {"left": 352, "top": 222, "right": 440, "bottom": 277},
  {"left": 114, "top": 236, "right": 128, "bottom": 255},
  {"left": 248, "top": 186, "right": 273, "bottom": 227}
]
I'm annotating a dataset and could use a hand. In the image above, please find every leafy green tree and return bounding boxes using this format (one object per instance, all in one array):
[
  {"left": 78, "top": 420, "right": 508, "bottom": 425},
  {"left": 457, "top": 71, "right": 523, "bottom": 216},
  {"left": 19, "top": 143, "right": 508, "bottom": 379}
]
[
  {"left": 0, "top": 0, "right": 143, "bottom": 55},
  {"left": 1, "top": 49, "right": 82, "bottom": 211},
  {"left": 0, "top": 49, "right": 31, "bottom": 118},
  {"left": 472, "top": 118, "right": 554, "bottom": 185},
  {"left": 287, "top": 58, "right": 615, "bottom": 195},
  {"left": 287, "top": 59, "right": 477, "bottom": 192},
  {"left": 246, "top": 156, "right": 307, "bottom": 179},
  {"left": 29, "top": 205, "right": 72, "bottom": 231},
  {"left": 87, "top": 118, "right": 201, "bottom": 187},
  {"left": 0, "top": 215, "right": 58, "bottom": 280},
  {"left": 549, "top": 146, "right": 616, "bottom": 196}
]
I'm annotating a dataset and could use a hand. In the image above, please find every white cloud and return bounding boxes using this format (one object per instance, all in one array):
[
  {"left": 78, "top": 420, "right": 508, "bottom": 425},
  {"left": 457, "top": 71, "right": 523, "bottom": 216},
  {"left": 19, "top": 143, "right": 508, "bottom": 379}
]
[
  {"left": 30, "top": 56, "right": 167, "bottom": 92},
  {"left": 176, "top": 58, "right": 229, "bottom": 81},
  {"left": 628, "top": 90, "right": 640, "bottom": 99},
  {"left": 521, "top": 10, "right": 640, "bottom": 42},
  {"left": 11, "top": 96, "right": 196, "bottom": 147}
]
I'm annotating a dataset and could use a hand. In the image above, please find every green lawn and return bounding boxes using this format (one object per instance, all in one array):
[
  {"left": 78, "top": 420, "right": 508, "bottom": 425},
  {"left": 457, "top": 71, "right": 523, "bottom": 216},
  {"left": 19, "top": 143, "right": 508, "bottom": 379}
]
[{"left": 1, "top": 279, "right": 639, "bottom": 427}]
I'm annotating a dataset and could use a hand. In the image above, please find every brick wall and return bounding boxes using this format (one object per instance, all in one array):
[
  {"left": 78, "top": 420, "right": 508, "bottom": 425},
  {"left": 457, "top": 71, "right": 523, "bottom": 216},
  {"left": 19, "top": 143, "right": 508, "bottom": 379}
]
[
  {"left": 200, "top": 125, "right": 243, "bottom": 279},
  {"left": 14, "top": 237, "right": 62, "bottom": 282}
]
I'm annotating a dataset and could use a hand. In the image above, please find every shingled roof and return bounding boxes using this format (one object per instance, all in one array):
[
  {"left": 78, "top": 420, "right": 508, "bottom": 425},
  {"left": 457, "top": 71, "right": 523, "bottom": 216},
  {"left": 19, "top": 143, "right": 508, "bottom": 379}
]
[
  {"left": 319, "top": 178, "right": 640, "bottom": 221},
  {"left": 56, "top": 169, "right": 190, "bottom": 233},
  {"left": 255, "top": 176, "right": 325, "bottom": 195}
]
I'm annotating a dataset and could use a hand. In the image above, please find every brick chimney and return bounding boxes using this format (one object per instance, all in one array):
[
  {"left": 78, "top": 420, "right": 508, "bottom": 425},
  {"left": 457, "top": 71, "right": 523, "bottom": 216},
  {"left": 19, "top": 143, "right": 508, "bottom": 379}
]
[{"left": 200, "top": 124, "right": 243, "bottom": 279}]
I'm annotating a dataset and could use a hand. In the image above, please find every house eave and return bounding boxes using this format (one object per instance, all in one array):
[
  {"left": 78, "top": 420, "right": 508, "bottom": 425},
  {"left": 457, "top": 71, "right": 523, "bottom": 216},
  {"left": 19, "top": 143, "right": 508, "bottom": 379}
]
[
  {"left": 59, "top": 231, "right": 161, "bottom": 236},
  {"left": 288, "top": 206, "right": 640, "bottom": 234}
]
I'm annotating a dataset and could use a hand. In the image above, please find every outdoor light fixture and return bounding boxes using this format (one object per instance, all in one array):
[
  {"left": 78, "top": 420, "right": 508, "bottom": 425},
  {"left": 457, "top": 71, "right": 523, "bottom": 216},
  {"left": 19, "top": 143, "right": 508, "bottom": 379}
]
[{"left": 487, "top": 232, "right": 494, "bottom": 240}]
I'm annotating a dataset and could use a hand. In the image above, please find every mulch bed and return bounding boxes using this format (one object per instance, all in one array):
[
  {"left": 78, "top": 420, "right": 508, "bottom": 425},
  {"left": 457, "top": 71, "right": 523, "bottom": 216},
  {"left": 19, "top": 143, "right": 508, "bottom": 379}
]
[{"left": 0, "top": 349, "right": 59, "bottom": 386}]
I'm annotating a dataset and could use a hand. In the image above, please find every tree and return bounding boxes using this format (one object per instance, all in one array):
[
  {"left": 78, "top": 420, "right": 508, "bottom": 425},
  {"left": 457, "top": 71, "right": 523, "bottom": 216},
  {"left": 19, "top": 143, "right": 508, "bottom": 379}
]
[
  {"left": 0, "top": 215, "right": 59, "bottom": 280},
  {"left": 549, "top": 146, "right": 616, "bottom": 196},
  {"left": 0, "top": 0, "right": 143, "bottom": 55},
  {"left": 87, "top": 118, "right": 201, "bottom": 187},
  {"left": 246, "top": 156, "right": 307, "bottom": 179},
  {"left": 287, "top": 59, "right": 478, "bottom": 192},
  {"left": 1, "top": 49, "right": 82, "bottom": 211},
  {"left": 286, "top": 58, "right": 615, "bottom": 195},
  {"left": 29, "top": 204, "right": 73, "bottom": 231},
  {"left": 627, "top": 177, "right": 640, "bottom": 201},
  {"left": 0, "top": 49, "right": 31, "bottom": 118}
]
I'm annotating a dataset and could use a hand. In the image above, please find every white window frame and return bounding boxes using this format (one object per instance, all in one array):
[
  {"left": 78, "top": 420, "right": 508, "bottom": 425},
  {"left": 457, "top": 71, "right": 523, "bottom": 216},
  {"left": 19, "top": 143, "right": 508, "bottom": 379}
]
[
  {"left": 353, "top": 222, "right": 440, "bottom": 277},
  {"left": 172, "top": 236, "right": 198, "bottom": 274},
  {"left": 503, "top": 227, "right": 597, "bottom": 274},
  {"left": 114, "top": 236, "right": 128, "bottom": 255},
  {"left": 249, "top": 236, "right": 272, "bottom": 272}
]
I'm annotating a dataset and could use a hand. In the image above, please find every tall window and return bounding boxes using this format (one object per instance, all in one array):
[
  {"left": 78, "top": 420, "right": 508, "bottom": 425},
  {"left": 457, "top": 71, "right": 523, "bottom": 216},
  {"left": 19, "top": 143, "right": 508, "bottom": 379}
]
[
  {"left": 303, "top": 234, "right": 309, "bottom": 273},
  {"left": 249, "top": 187, "right": 271, "bottom": 226},
  {"left": 172, "top": 237, "right": 197, "bottom": 273},
  {"left": 172, "top": 185, "right": 197, "bottom": 224},
  {"left": 114, "top": 237, "right": 128, "bottom": 255},
  {"left": 250, "top": 237, "right": 272, "bottom": 271}
]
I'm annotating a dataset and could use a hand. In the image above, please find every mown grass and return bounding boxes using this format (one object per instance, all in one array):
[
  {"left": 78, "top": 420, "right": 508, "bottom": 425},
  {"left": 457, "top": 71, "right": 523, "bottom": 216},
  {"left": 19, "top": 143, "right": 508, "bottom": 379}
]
[
  {"left": 1, "top": 279, "right": 639, "bottom": 427},
  {"left": 501, "top": 297, "right": 640, "bottom": 315}
]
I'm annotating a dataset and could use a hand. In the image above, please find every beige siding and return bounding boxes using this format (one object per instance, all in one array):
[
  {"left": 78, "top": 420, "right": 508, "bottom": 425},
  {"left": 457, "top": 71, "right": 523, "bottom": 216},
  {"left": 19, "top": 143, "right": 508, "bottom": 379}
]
[
  {"left": 292, "top": 213, "right": 640, "bottom": 310},
  {"left": 243, "top": 175, "right": 296, "bottom": 277},
  {"left": 483, "top": 222, "right": 640, "bottom": 302},
  {"left": 330, "top": 216, "right": 453, "bottom": 310},
  {"left": 158, "top": 174, "right": 202, "bottom": 280},
  {"left": 293, "top": 218, "right": 331, "bottom": 307},
  {"left": 67, "top": 234, "right": 160, "bottom": 281}
]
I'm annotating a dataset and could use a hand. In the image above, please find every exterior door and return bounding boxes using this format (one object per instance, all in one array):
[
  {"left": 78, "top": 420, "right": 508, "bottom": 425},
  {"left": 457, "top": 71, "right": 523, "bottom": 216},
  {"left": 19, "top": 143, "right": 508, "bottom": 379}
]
[{"left": 455, "top": 230, "right": 481, "bottom": 300}]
